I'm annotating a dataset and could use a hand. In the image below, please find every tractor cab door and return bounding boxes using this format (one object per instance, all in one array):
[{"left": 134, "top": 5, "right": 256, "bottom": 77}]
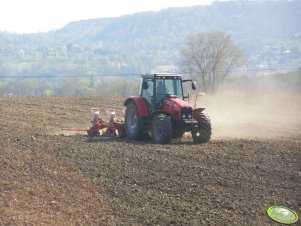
[{"left": 141, "top": 78, "right": 154, "bottom": 107}]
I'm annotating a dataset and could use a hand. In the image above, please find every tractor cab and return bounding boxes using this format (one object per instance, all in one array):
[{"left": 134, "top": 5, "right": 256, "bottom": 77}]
[{"left": 140, "top": 73, "right": 196, "bottom": 111}]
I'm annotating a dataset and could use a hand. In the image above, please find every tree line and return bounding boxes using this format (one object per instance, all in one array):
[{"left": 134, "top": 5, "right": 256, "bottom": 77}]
[
  {"left": 0, "top": 30, "right": 246, "bottom": 95},
  {"left": 1, "top": 29, "right": 300, "bottom": 96},
  {"left": 0, "top": 78, "right": 140, "bottom": 96}
]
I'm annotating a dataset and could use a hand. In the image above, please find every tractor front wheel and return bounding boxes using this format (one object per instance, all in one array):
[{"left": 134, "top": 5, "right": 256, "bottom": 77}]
[
  {"left": 151, "top": 114, "right": 172, "bottom": 144},
  {"left": 192, "top": 110, "right": 212, "bottom": 143}
]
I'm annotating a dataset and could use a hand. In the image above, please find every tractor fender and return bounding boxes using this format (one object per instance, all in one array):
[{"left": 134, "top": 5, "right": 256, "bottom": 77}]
[
  {"left": 193, "top": 107, "right": 205, "bottom": 120},
  {"left": 124, "top": 96, "right": 149, "bottom": 117},
  {"left": 194, "top": 107, "right": 205, "bottom": 113}
]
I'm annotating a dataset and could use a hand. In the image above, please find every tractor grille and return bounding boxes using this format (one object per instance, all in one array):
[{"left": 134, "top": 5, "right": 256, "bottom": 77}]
[{"left": 182, "top": 107, "right": 193, "bottom": 119}]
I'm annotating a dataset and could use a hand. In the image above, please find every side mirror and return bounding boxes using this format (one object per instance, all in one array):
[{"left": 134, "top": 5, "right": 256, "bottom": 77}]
[
  {"left": 142, "top": 81, "right": 148, "bottom": 89},
  {"left": 192, "top": 81, "right": 197, "bottom": 90}
]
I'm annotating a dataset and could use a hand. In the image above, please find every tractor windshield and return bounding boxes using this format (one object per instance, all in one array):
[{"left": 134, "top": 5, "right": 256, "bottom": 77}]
[{"left": 156, "top": 78, "right": 183, "bottom": 99}]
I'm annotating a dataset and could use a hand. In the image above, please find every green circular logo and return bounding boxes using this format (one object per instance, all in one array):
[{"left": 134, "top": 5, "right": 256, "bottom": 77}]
[{"left": 267, "top": 206, "right": 299, "bottom": 225}]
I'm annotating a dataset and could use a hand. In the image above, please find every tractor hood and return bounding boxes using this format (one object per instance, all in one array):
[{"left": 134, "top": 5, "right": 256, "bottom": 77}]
[{"left": 164, "top": 97, "right": 193, "bottom": 109}]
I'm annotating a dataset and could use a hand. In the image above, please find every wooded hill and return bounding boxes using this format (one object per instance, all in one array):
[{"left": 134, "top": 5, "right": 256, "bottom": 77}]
[{"left": 0, "top": 0, "right": 300, "bottom": 79}]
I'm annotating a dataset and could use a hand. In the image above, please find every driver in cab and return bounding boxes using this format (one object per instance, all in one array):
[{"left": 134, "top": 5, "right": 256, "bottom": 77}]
[
  {"left": 156, "top": 81, "right": 168, "bottom": 107},
  {"left": 157, "top": 81, "right": 168, "bottom": 95}
]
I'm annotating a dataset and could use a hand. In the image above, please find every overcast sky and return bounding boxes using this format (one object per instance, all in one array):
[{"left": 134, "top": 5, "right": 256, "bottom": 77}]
[{"left": 0, "top": 0, "right": 214, "bottom": 34}]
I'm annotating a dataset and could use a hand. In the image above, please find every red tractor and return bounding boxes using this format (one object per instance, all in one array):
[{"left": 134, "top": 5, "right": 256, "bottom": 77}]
[{"left": 124, "top": 73, "right": 212, "bottom": 144}]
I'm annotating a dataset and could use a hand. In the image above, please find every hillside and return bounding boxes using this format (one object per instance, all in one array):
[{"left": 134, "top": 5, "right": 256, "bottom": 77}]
[{"left": 0, "top": 1, "right": 300, "bottom": 81}]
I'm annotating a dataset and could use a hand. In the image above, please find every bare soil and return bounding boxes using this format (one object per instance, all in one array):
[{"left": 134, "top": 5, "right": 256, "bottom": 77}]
[{"left": 0, "top": 95, "right": 300, "bottom": 225}]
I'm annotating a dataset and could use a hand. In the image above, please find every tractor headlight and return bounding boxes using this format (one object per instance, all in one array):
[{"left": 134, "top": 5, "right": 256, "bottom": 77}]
[
  {"left": 188, "top": 114, "right": 192, "bottom": 119},
  {"left": 182, "top": 114, "right": 186, "bottom": 119}
]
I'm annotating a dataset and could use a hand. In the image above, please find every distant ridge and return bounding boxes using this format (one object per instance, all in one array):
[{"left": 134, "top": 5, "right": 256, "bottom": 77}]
[{"left": 0, "top": 1, "right": 300, "bottom": 77}]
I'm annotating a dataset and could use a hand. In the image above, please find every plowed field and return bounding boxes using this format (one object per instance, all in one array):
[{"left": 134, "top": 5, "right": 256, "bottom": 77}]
[{"left": 0, "top": 95, "right": 300, "bottom": 225}]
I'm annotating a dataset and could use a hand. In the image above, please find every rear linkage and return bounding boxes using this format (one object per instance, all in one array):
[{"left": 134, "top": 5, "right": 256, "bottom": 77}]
[{"left": 87, "top": 108, "right": 125, "bottom": 138}]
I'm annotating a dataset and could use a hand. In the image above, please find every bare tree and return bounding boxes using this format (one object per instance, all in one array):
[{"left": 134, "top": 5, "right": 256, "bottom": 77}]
[{"left": 180, "top": 31, "right": 245, "bottom": 93}]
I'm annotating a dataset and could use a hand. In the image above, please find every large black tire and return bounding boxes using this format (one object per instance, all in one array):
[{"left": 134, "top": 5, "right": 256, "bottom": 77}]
[
  {"left": 124, "top": 102, "right": 145, "bottom": 139},
  {"left": 151, "top": 114, "right": 172, "bottom": 144},
  {"left": 192, "top": 110, "right": 212, "bottom": 143}
]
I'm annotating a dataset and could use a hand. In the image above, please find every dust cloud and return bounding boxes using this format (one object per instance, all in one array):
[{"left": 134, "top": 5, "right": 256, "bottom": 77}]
[{"left": 193, "top": 92, "right": 301, "bottom": 139}]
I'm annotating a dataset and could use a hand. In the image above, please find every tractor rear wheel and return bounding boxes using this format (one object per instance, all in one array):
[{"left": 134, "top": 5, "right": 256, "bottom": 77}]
[
  {"left": 192, "top": 110, "right": 212, "bottom": 143},
  {"left": 151, "top": 114, "right": 172, "bottom": 144},
  {"left": 125, "top": 102, "right": 144, "bottom": 139}
]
